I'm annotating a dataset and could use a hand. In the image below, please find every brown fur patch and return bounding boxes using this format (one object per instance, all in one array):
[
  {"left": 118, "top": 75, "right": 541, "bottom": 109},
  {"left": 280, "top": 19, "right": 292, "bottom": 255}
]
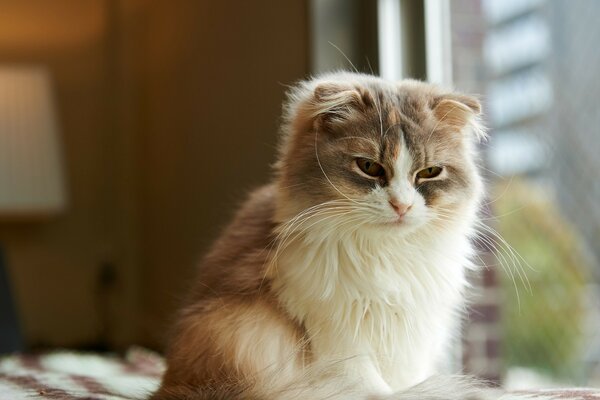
[
  {"left": 158, "top": 296, "right": 305, "bottom": 395},
  {"left": 387, "top": 107, "right": 399, "bottom": 128}
]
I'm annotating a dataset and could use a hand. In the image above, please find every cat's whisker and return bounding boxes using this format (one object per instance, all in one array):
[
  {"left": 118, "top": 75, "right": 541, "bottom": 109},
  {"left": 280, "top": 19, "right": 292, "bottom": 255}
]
[
  {"left": 274, "top": 203, "right": 361, "bottom": 244},
  {"left": 268, "top": 208, "right": 350, "bottom": 269},
  {"left": 263, "top": 200, "right": 349, "bottom": 259},
  {"left": 273, "top": 199, "right": 354, "bottom": 234},
  {"left": 481, "top": 173, "right": 516, "bottom": 207},
  {"left": 259, "top": 200, "right": 357, "bottom": 290},
  {"left": 275, "top": 201, "right": 352, "bottom": 235},
  {"left": 475, "top": 224, "right": 533, "bottom": 301},
  {"left": 315, "top": 128, "right": 366, "bottom": 206},
  {"left": 328, "top": 41, "right": 359, "bottom": 74},
  {"left": 478, "top": 164, "right": 504, "bottom": 179},
  {"left": 432, "top": 207, "right": 533, "bottom": 302},
  {"left": 280, "top": 207, "right": 359, "bottom": 244},
  {"left": 330, "top": 213, "right": 370, "bottom": 234},
  {"left": 278, "top": 208, "right": 352, "bottom": 245},
  {"left": 270, "top": 206, "right": 358, "bottom": 269},
  {"left": 373, "top": 91, "right": 384, "bottom": 137},
  {"left": 475, "top": 230, "right": 523, "bottom": 310},
  {"left": 474, "top": 220, "right": 534, "bottom": 272},
  {"left": 477, "top": 205, "right": 528, "bottom": 221},
  {"left": 365, "top": 56, "right": 375, "bottom": 76},
  {"left": 427, "top": 218, "right": 498, "bottom": 274},
  {"left": 474, "top": 222, "right": 535, "bottom": 290}
]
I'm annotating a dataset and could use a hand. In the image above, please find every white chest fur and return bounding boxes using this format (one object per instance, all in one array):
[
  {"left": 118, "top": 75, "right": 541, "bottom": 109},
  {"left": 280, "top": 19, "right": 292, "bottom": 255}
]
[{"left": 271, "top": 227, "right": 472, "bottom": 391}]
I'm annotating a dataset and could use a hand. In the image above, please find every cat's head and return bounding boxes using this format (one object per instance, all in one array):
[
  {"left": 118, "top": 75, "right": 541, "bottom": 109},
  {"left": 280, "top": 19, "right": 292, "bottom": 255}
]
[{"left": 275, "top": 72, "right": 485, "bottom": 237}]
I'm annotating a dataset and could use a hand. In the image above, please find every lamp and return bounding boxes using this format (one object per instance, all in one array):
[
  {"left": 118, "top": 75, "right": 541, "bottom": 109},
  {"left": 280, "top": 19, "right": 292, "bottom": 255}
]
[
  {"left": 0, "top": 66, "right": 67, "bottom": 353},
  {"left": 0, "top": 66, "right": 66, "bottom": 218}
]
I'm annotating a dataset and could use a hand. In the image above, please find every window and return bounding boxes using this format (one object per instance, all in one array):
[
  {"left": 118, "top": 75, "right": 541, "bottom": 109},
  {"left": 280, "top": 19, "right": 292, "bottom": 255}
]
[{"left": 450, "top": 0, "right": 600, "bottom": 388}]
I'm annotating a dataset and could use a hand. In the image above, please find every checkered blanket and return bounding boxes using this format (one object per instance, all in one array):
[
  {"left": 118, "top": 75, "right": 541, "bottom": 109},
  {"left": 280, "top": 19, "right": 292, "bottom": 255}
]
[
  {"left": 0, "top": 347, "right": 163, "bottom": 399},
  {"left": 0, "top": 348, "right": 599, "bottom": 399}
]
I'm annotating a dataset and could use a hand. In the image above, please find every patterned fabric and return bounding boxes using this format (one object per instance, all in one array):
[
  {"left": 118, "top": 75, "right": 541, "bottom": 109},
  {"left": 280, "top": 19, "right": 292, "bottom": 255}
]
[
  {"left": 502, "top": 390, "right": 600, "bottom": 400},
  {"left": 0, "top": 348, "right": 599, "bottom": 399},
  {"left": 0, "top": 347, "right": 163, "bottom": 399}
]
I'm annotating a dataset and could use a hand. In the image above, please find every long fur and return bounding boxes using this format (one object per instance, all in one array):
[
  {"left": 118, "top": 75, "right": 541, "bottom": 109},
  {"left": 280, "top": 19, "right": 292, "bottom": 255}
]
[{"left": 152, "top": 72, "right": 501, "bottom": 400}]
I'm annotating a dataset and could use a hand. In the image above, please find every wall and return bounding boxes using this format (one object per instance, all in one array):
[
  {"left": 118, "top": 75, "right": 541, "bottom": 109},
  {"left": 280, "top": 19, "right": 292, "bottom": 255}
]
[
  {"left": 138, "top": 1, "right": 309, "bottom": 347},
  {"left": 0, "top": 0, "right": 138, "bottom": 348},
  {"left": 0, "top": 0, "right": 309, "bottom": 350}
]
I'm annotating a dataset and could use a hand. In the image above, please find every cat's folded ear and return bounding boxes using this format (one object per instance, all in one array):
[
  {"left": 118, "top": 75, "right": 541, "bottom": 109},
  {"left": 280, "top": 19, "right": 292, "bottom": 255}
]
[
  {"left": 432, "top": 93, "right": 486, "bottom": 141},
  {"left": 309, "top": 83, "right": 371, "bottom": 130}
]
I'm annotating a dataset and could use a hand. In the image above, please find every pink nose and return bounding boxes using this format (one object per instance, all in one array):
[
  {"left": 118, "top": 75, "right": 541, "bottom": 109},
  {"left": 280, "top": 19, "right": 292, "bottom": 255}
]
[{"left": 389, "top": 199, "right": 412, "bottom": 217}]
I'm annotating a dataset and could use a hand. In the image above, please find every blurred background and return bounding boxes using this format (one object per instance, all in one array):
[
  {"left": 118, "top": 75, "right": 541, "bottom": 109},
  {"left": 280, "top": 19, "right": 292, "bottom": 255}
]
[{"left": 0, "top": 0, "right": 597, "bottom": 391}]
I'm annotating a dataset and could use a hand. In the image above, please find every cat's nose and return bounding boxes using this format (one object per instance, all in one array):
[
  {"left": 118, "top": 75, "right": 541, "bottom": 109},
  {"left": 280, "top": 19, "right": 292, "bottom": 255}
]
[{"left": 389, "top": 199, "right": 412, "bottom": 217}]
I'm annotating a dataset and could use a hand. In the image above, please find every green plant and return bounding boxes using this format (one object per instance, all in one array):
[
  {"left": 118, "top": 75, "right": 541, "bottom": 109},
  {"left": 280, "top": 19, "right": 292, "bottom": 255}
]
[{"left": 491, "top": 179, "right": 589, "bottom": 381}]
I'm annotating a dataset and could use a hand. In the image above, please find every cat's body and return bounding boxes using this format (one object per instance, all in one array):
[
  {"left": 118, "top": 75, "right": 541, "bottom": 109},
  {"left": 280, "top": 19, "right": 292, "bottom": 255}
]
[{"left": 153, "top": 72, "right": 490, "bottom": 400}]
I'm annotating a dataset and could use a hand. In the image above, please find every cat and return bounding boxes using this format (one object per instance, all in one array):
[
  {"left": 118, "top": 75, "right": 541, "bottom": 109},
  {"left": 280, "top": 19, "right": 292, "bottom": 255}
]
[{"left": 151, "top": 72, "right": 495, "bottom": 400}]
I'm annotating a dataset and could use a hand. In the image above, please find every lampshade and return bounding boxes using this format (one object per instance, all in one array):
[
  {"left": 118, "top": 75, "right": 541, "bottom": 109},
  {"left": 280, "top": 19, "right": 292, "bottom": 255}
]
[{"left": 0, "top": 66, "right": 66, "bottom": 218}]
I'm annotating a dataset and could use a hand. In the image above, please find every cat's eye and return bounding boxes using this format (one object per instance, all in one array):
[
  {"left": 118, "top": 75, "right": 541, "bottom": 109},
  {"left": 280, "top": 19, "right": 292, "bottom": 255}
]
[
  {"left": 416, "top": 166, "right": 443, "bottom": 181},
  {"left": 356, "top": 158, "right": 385, "bottom": 177}
]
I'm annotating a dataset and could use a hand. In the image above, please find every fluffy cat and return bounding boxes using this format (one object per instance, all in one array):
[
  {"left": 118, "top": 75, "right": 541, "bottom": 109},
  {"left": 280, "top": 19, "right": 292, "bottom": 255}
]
[{"left": 151, "top": 72, "right": 494, "bottom": 400}]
